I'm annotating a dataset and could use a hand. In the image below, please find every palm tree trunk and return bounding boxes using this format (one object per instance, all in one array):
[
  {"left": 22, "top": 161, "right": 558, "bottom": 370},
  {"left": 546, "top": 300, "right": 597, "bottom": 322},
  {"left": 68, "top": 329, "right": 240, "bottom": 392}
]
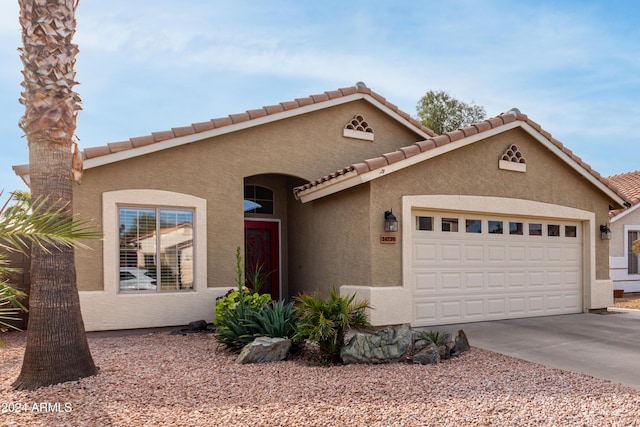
[{"left": 13, "top": 0, "right": 97, "bottom": 390}]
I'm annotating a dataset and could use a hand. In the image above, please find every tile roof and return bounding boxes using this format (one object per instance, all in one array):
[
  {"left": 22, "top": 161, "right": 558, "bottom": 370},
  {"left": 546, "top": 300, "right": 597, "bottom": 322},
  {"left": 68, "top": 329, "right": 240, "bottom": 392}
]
[
  {"left": 80, "top": 82, "right": 436, "bottom": 161},
  {"left": 607, "top": 170, "right": 640, "bottom": 218},
  {"left": 293, "top": 108, "right": 630, "bottom": 206},
  {"left": 607, "top": 171, "right": 640, "bottom": 203}
]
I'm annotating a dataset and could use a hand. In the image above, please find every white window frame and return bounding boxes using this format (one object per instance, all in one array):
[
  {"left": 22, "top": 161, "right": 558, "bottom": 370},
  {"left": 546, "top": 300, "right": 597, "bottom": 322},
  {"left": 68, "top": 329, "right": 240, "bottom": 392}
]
[{"left": 103, "top": 190, "right": 207, "bottom": 295}]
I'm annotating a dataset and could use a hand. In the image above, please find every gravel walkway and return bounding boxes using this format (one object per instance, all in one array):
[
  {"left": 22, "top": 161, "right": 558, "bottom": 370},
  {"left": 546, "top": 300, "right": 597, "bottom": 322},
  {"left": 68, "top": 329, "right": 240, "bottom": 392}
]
[{"left": 1, "top": 331, "right": 639, "bottom": 426}]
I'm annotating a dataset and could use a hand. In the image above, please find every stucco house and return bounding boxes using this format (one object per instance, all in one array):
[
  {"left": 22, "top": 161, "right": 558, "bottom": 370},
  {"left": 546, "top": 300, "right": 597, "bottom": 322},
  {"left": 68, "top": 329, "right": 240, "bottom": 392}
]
[
  {"left": 607, "top": 171, "right": 640, "bottom": 293},
  {"left": 14, "top": 82, "right": 629, "bottom": 331}
]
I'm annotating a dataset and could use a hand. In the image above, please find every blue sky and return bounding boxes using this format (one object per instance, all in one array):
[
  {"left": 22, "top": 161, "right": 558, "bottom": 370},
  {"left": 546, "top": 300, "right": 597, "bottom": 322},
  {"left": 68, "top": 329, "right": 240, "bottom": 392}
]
[{"left": 1, "top": 1, "right": 639, "bottom": 192}]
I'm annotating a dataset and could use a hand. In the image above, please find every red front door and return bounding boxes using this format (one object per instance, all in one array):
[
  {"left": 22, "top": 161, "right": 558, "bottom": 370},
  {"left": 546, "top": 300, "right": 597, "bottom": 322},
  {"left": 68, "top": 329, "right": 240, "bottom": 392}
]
[{"left": 244, "top": 220, "right": 280, "bottom": 300}]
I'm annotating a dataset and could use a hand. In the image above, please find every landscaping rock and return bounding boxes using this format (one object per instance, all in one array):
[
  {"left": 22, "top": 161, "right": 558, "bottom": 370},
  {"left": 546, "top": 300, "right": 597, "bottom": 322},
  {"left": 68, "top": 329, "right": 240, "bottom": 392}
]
[
  {"left": 412, "top": 343, "right": 440, "bottom": 365},
  {"left": 341, "top": 324, "right": 412, "bottom": 364},
  {"left": 188, "top": 320, "right": 208, "bottom": 331},
  {"left": 453, "top": 329, "right": 470, "bottom": 355},
  {"left": 236, "top": 337, "right": 292, "bottom": 364}
]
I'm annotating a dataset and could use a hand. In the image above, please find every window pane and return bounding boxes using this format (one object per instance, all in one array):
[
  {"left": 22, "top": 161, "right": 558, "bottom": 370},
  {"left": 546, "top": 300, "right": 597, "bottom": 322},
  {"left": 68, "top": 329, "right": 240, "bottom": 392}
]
[
  {"left": 548, "top": 224, "right": 560, "bottom": 237},
  {"left": 442, "top": 218, "right": 458, "bottom": 232},
  {"left": 565, "top": 225, "right": 577, "bottom": 238},
  {"left": 119, "top": 208, "right": 157, "bottom": 291},
  {"left": 488, "top": 221, "right": 503, "bottom": 234},
  {"left": 159, "top": 209, "right": 194, "bottom": 290},
  {"left": 244, "top": 185, "right": 274, "bottom": 214},
  {"left": 509, "top": 222, "right": 523, "bottom": 235},
  {"left": 466, "top": 219, "right": 481, "bottom": 233},
  {"left": 629, "top": 231, "right": 639, "bottom": 275},
  {"left": 416, "top": 216, "right": 433, "bottom": 231},
  {"left": 529, "top": 223, "right": 542, "bottom": 236}
]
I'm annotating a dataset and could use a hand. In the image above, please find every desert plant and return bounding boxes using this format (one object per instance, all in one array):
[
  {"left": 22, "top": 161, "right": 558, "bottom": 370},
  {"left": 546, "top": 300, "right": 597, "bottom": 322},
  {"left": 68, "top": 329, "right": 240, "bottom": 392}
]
[
  {"left": 245, "top": 300, "right": 296, "bottom": 339},
  {"left": 216, "top": 300, "right": 297, "bottom": 353},
  {"left": 214, "top": 288, "right": 271, "bottom": 326},
  {"left": 417, "top": 330, "right": 450, "bottom": 346},
  {"left": 215, "top": 302, "right": 262, "bottom": 352},
  {"left": 294, "top": 287, "right": 371, "bottom": 364}
]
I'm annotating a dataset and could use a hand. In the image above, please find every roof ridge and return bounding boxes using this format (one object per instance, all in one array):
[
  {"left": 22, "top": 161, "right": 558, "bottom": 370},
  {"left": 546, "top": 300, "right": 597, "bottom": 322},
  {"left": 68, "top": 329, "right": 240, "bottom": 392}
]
[{"left": 81, "top": 82, "right": 436, "bottom": 161}]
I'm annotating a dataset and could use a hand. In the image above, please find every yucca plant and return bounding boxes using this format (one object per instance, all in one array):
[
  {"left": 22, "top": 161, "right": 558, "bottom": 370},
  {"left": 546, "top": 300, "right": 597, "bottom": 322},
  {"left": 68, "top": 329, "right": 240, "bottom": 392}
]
[{"left": 294, "top": 288, "right": 371, "bottom": 364}]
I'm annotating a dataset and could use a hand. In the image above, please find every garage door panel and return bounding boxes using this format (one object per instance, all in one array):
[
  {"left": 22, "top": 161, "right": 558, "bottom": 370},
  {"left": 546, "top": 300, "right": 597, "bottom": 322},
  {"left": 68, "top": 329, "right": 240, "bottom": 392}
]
[{"left": 411, "top": 210, "right": 583, "bottom": 326}]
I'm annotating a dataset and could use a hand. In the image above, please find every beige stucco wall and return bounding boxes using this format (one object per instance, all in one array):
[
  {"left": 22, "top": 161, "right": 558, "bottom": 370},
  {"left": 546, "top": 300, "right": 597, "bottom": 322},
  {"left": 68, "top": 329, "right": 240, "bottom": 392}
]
[{"left": 73, "top": 99, "right": 423, "bottom": 300}]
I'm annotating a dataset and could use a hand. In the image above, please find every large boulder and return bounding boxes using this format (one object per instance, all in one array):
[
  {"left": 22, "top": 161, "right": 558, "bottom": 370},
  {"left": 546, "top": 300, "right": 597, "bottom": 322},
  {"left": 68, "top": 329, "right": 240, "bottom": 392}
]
[
  {"left": 236, "top": 337, "right": 292, "bottom": 364},
  {"left": 452, "top": 329, "right": 470, "bottom": 355},
  {"left": 412, "top": 343, "right": 440, "bottom": 365},
  {"left": 341, "top": 324, "right": 412, "bottom": 364}
]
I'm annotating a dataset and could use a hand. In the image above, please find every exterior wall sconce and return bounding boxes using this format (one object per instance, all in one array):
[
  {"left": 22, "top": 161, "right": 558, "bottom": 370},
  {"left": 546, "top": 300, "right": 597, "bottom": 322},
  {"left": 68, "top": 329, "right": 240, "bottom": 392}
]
[
  {"left": 600, "top": 224, "right": 612, "bottom": 240},
  {"left": 384, "top": 210, "right": 398, "bottom": 232}
]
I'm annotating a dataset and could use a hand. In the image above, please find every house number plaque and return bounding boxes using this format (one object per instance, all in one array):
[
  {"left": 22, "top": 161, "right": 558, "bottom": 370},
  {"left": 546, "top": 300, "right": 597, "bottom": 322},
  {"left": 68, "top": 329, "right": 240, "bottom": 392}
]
[{"left": 380, "top": 235, "right": 397, "bottom": 244}]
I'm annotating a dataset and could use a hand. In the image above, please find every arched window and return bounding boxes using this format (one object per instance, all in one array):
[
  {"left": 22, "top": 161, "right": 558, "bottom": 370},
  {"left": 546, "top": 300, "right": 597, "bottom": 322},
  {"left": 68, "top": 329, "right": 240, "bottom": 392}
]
[{"left": 244, "top": 185, "right": 274, "bottom": 214}]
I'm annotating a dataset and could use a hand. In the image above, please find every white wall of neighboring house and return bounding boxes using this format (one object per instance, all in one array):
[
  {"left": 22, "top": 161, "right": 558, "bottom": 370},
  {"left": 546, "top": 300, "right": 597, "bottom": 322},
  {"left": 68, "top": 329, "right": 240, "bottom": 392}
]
[{"left": 610, "top": 206, "right": 640, "bottom": 293}]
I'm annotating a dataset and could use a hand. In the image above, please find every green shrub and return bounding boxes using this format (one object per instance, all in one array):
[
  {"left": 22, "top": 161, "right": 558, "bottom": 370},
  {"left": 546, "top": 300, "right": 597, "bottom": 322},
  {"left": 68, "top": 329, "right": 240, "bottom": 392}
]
[
  {"left": 216, "top": 300, "right": 297, "bottom": 353},
  {"left": 214, "top": 288, "right": 271, "bottom": 327},
  {"left": 294, "top": 287, "right": 371, "bottom": 364},
  {"left": 417, "top": 330, "right": 450, "bottom": 346}
]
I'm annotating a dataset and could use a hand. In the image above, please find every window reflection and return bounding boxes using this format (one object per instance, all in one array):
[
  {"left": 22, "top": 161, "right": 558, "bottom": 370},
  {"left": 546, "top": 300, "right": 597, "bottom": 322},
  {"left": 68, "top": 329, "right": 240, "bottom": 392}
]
[{"left": 119, "top": 207, "right": 194, "bottom": 292}]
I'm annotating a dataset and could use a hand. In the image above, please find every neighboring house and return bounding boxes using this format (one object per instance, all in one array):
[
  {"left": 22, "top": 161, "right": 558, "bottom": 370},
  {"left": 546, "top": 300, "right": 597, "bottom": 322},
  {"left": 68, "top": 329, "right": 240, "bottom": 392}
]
[
  {"left": 13, "top": 82, "right": 628, "bottom": 331},
  {"left": 607, "top": 171, "right": 640, "bottom": 292}
]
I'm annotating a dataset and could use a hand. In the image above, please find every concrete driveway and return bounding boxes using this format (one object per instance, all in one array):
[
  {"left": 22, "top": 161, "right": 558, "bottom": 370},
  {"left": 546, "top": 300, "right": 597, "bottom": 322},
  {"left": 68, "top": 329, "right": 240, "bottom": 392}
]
[{"left": 436, "top": 310, "right": 640, "bottom": 391}]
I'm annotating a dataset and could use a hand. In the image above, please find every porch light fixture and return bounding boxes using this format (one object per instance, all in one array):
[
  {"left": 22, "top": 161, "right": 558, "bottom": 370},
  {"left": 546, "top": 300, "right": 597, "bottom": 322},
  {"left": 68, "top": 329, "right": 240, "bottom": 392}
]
[
  {"left": 384, "top": 210, "right": 398, "bottom": 232},
  {"left": 600, "top": 224, "right": 612, "bottom": 240}
]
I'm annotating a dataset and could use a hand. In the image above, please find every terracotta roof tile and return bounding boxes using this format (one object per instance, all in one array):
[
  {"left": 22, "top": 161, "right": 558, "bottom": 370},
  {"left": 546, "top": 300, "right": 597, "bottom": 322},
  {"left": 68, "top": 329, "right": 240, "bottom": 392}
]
[
  {"left": 296, "top": 97, "right": 314, "bottom": 107},
  {"left": 209, "top": 117, "right": 231, "bottom": 128},
  {"left": 247, "top": 108, "right": 268, "bottom": 120},
  {"left": 460, "top": 125, "right": 478, "bottom": 137},
  {"left": 339, "top": 86, "right": 357, "bottom": 96},
  {"left": 108, "top": 140, "right": 133, "bottom": 152},
  {"left": 487, "top": 117, "right": 503, "bottom": 128},
  {"left": 263, "top": 104, "right": 285, "bottom": 115},
  {"left": 473, "top": 121, "right": 492, "bottom": 133},
  {"left": 607, "top": 170, "right": 640, "bottom": 202},
  {"left": 500, "top": 113, "right": 516, "bottom": 125},
  {"left": 294, "top": 108, "right": 631, "bottom": 206},
  {"left": 447, "top": 130, "right": 465, "bottom": 143},
  {"left": 364, "top": 156, "right": 388, "bottom": 170},
  {"left": 130, "top": 135, "right": 156, "bottom": 147},
  {"left": 172, "top": 126, "right": 196, "bottom": 137},
  {"left": 310, "top": 93, "right": 330, "bottom": 103},
  {"left": 399, "top": 144, "right": 421, "bottom": 158},
  {"left": 431, "top": 135, "right": 451, "bottom": 147},
  {"left": 84, "top": 145, "right": 112, "bottom": 159},
  {"left": 278, "top": 100, "right": 299, "bottom": 111},
  {"left": 152, "top": 130, "right": 175, "bottom": 142},
  {"left": 229, "top": 113, "right": 251, "bottom": 124},
  {"left": 382, "top": 151, "right": 406, "bottom": 164},
  {"left": 325, "top": 90, "right": 343, "bottom": 99},
  {"left": 193, "top": 121, "right": 215, "bottom": 132},
  {"left": 415, "top": 139, "right": 436, "bottom": 152}
]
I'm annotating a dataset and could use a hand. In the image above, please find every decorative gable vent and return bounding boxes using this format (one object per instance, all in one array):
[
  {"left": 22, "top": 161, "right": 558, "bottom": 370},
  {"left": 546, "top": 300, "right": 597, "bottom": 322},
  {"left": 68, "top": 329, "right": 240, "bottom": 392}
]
[
  {"left": 499, "top": 144, "right": 526, "bottom": 172},
  {"left": 343, "top": 115, "right": 374, "bottom": 141}
]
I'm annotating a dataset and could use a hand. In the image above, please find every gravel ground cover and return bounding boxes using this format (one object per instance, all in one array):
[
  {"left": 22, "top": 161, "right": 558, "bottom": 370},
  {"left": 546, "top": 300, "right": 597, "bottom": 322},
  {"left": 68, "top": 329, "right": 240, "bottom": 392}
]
[
  {"left": 1, "top": 331, "right": 640, "bottom": 426},
  {"left": 613, "top": 292, "right": 640, "bottom": 310}
]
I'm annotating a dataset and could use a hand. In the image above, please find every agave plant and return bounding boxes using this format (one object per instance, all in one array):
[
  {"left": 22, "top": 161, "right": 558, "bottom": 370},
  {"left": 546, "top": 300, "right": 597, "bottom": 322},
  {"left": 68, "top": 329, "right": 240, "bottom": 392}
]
[{"left": 294, "top": 287, "right": 371, "bottom": 363}]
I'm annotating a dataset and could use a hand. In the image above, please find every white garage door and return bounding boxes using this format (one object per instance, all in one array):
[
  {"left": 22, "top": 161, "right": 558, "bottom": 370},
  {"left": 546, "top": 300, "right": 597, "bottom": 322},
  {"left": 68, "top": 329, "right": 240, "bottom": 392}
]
[{"left": 411, "top": 211, "right": 583, "bottom": 326}]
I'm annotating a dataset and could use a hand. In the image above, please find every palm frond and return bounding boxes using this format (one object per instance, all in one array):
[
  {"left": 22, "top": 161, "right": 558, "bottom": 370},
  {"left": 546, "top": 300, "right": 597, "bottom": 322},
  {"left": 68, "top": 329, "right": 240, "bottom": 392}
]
[{"left": 0, "top": 191, "right": 102, "bottom": 254}]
